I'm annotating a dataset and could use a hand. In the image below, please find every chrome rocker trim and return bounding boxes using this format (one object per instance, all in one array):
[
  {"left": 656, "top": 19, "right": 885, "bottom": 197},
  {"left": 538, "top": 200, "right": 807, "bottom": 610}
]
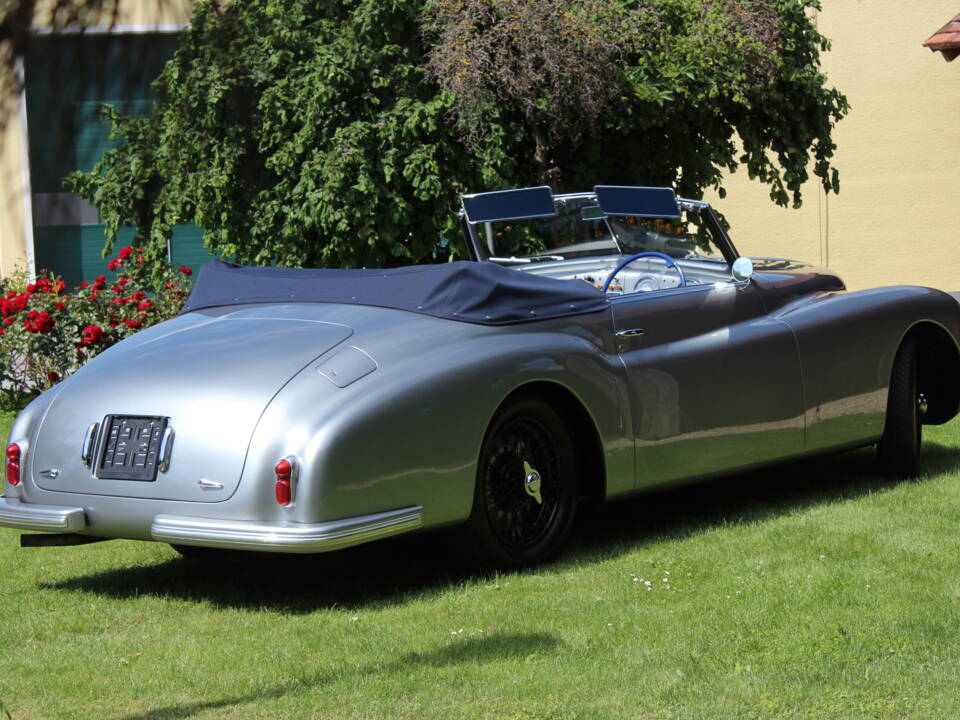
[
  {"left": 151, "top": 505, "right": 424, "bottom": 553},
  {"left": 0, "top": 498, "right": 86, "bottom": 532}
]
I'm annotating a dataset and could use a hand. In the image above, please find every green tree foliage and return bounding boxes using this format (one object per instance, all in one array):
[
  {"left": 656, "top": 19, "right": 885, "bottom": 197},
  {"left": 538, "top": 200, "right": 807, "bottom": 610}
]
[
  {"left": 70, "top": 0, "right": 489, "bottom": 269},
  {"left": 68, "top": 0, "right": 847, "bottom": 269}
]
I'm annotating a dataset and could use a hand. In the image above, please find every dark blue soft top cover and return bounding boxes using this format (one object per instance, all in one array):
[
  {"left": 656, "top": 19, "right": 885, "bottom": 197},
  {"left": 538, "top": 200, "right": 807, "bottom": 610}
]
[{"left": 180, "top": 260, "right": 609, "bottom": 325}]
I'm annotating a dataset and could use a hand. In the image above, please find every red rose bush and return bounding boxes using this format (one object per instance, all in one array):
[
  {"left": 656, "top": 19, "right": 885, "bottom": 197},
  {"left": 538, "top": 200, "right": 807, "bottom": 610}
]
[{"left": 0, "top": 248, "right": 194, "bottom": 411}]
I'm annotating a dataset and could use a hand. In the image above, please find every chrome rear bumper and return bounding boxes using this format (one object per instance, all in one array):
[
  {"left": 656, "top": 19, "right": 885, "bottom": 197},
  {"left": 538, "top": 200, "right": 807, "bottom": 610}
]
[
  {"left": 0, "top": 497, "right": 86, "bottom": 532},
  {"left": 150, "top": 506, "right": 424, "bottom": 552},
  {"left": 0, "top": 497, "right": 423, "bottom": 553}
]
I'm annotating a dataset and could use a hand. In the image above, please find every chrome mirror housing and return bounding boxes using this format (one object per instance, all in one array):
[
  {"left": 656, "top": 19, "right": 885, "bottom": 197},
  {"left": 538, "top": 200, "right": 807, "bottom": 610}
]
[{"left": 732, "top": 257, "right": 754, "bottom": 282}]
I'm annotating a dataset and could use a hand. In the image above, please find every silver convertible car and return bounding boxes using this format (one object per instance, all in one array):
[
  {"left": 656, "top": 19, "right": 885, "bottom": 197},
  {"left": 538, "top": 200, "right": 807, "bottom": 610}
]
[{"left": 2, "top": 185, "right": 959, "bottom": 567}]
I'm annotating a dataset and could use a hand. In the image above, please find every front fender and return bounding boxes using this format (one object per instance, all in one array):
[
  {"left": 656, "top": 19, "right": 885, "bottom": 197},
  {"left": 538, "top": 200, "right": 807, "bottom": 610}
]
[{"left": 775, "top": 286, "right": 960, "bottom": 452}]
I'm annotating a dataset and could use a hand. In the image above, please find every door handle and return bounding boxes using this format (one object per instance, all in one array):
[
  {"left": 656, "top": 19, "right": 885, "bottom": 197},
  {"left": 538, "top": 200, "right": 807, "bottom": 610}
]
[{"left": 615, "top": 328, "right": 645, "bottom": 338}]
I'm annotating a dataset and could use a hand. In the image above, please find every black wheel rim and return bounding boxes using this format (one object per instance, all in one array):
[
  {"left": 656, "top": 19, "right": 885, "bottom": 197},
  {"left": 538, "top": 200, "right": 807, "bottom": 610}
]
[{"left": 481, "top": 416, "right": 561, "bottom": 550}]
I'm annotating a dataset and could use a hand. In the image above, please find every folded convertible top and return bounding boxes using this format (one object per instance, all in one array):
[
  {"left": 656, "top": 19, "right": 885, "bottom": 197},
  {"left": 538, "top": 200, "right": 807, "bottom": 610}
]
[{"left": 180, "top": 259, "right": 609, "bottom": 325}]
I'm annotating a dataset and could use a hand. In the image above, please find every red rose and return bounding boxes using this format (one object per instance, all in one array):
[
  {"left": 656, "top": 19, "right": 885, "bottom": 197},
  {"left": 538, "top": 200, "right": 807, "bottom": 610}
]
[
  {"left": 55, "top": 301, "right": 66, "bottom": 311},
  {"left": 118, "top": 277, "right": 130, "bottom": 287},
  {"left": 137, "top": 300, "right": 152, "bottom": 310},
  {"left": 54, "top": 280, "right": 66, "bottom": 294},
  {"left": 112, "top": 285, "right": 123, "bottom": 295},
  {"left": 165, "top": 281, "right": 175, "bottom": 288},
  {"left": 47, "top": 372, "right": 60, "bottom": 383},
  {"left": 3, "top": 318, "right": 13, "bottom": 326},
  {"left": 26, "top": 283, "right": 35, "bottom": 293},
  {"left": 131, "top": 290, "right": 145, "bottom": 300},
  {"left": 27, "top": 310, "right": 38, "bottom": 320},
  {"left": 179, "top": 265, "right": 192, "bottom": 276},
  {"left": 81, "top": 325, "right": 104, "bottom": 345},
  {"left": 5, "top": 291, "right": 15, "bottom": 300},
  {"left": 93, "top": 275, "right": 107, "bottom": 289},
  {"left": 32, "top": 311, "right": 55, "bottom": 333},
  {"left": 124, "top": 318, "right": 143, "bottom": 329},
  {"left": 118, "top": 246, "right": 133, "bottom": 259},
  {"left": 9, "top": 294, "right": 28, "bottom": 313},
  {"left": 107, "top": 258, "right": 120, "bottom": 271},
  {"left": 137, "top": 256, "right": 143, "bottom": 264},
  {"left": 80, "top": 281, "right": 90, "bottom": 289}
]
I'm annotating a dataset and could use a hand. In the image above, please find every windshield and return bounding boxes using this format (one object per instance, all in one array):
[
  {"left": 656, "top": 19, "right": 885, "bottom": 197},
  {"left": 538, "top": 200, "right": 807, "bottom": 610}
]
[{"left": 473, "top": 194, "right": 725, "bottom": 263}]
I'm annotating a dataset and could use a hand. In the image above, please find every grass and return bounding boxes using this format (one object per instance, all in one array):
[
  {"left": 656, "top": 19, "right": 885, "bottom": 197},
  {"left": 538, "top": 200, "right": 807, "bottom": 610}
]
[{"left": 3, "top": 411, "right": 960, "bottom": 719}]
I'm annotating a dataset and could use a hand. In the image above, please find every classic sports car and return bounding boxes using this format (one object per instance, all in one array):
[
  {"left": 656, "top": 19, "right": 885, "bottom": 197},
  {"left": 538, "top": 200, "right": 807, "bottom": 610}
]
[{"left": 2, "top": 186, "right": 959, "bottom": 567}]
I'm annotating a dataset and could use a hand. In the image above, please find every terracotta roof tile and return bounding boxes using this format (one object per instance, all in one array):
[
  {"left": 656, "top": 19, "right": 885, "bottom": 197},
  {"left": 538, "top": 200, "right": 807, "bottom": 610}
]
[{"left": 923, "top": 13, "right": 960, "bottom": 61}]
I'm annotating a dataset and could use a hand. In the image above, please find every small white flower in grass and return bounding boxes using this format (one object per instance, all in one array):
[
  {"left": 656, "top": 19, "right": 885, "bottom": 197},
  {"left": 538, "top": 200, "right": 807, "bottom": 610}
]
[
  {"left": 662, "top": 578, "right": 668, "bottom": 583},
  {"left": 735, "top": 590, "right": 742, "bottom": 596},
  {"left": 349, "top": 616, "right": 359, "bottom": 623},
  {"left": 819, "top": 554, "right": 826, "bottom": 561},
  {"left": 644, "top": 580, "right": 652, "bottom": 587}
]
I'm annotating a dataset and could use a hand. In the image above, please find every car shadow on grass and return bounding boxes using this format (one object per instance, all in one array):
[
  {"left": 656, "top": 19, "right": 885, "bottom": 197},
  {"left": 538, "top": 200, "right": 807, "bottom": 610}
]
[
  {"left": 40, "top": 442, "right": 960, "bottom": 613},
  {"left": 110, "top": 632, "right": 560, "bottom": 720}
]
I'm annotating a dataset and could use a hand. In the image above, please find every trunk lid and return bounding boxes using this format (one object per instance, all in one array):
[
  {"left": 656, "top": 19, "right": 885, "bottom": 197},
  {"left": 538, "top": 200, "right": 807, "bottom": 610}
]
[{"left": 31, "top": 307, "right": 352, "bottom": 501}]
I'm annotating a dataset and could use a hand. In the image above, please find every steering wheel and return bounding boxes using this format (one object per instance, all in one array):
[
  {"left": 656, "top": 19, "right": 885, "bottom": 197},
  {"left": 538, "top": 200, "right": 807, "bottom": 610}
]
[{"left": 601, "top": 251, "right": 686, "bottom": 293}]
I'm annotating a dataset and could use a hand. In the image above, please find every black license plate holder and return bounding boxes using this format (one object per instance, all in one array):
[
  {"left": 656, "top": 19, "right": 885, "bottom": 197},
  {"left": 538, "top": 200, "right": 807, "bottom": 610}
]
[{"left": 98, "top": 415, "right": 168, "bottom": 482}]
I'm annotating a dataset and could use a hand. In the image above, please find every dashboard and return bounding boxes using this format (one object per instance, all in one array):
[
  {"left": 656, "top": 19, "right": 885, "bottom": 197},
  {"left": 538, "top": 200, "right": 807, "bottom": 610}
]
[{"left": 512, "top": 256, "right": 735, "bottom": 295}]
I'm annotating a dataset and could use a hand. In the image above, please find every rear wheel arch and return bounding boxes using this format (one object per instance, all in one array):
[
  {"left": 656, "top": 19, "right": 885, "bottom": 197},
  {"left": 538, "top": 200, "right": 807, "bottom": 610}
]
[{"left": 498, "top": 381, "right": 607, "bottom": 507}]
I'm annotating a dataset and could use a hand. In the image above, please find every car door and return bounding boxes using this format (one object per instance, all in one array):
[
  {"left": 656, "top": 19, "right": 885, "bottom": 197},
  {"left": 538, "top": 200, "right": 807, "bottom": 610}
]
[{"left": 612, "top": 279, "right": 805, "bottom": 489}]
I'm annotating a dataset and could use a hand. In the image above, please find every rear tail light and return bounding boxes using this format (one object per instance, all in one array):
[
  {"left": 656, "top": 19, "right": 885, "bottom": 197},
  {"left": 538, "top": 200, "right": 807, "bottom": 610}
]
[
  {"left": 6, "top": 443, "right": 21, "bottom": 486},
  {"left": 275, "top": 457, "right": 294, "bottom": 506}
]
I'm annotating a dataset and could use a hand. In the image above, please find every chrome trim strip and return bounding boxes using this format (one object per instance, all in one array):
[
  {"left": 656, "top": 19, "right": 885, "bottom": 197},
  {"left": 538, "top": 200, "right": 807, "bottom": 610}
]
[
  {"left": 81, "top": 422, "right": 98, "bottom": 466},
  {"left": 151, "top": 505, "right": 424, "bottom": 553},
  {"left": 0, "top": 498, "right": 86, "bottom": 532},
  {"left": 158, "top": 426, "right": 174, "bottom": 473}
]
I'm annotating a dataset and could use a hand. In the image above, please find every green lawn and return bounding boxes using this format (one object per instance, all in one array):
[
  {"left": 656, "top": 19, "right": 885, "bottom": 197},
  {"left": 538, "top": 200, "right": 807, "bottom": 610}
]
[{"left": 3, "top": 412, "right": 960, "bottom": 719}]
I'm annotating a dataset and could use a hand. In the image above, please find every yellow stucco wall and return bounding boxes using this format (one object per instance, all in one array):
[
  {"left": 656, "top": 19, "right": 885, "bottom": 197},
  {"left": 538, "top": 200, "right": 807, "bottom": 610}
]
[
  {"left": 0, "top": 0, "right": 195, "bottom": 279},
  {"left": 707, "top": 2, "right": 960, "bottom": 291},
  {"left": 0, "top": 51, "right": 28, "bottom": 280},
  {"left": 31, "top": 0, "right": 195, "bottom": 28}
]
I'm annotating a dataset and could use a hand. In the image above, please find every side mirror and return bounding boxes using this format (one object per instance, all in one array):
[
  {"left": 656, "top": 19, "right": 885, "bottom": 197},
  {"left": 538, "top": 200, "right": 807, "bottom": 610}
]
[{"left": 732, "top": 257, "right": 754, "bottom": 282}]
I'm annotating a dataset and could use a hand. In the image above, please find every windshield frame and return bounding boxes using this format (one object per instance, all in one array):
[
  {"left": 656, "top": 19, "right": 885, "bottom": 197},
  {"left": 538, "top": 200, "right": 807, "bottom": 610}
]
[{"left": 460, "top": 190, "right": 740, "bottom": 267}]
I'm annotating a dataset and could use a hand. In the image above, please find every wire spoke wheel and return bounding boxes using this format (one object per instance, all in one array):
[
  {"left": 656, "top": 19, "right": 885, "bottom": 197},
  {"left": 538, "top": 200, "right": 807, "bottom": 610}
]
[{"left": 468, "top": 396, "right": 576, "bottom": 567}]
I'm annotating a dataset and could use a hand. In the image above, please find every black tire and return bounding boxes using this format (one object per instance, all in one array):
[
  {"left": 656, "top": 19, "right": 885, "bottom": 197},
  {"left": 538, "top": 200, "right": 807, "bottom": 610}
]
[
  {"left": 877, "top": 336, "right": 922, "bottom": 477},
  {"left": 467, "top": 396, "right": 577, "bottom": 568}
]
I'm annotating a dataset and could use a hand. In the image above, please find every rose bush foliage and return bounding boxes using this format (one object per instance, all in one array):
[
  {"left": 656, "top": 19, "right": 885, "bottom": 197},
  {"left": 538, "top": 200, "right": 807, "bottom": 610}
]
[{"left": 0, "top": 249, "right": 192, "bottom": 411}]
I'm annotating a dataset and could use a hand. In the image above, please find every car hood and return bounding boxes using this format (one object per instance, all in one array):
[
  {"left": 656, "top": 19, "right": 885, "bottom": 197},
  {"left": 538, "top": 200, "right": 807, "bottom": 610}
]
[{"left": 31, "top": 307, "right": 352, "bottom": 501}]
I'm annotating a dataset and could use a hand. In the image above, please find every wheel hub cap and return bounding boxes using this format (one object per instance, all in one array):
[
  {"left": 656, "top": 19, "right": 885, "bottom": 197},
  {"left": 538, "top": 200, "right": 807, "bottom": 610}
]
[{"left": 522, "top": 461, "right": 543, "bottom": 505}]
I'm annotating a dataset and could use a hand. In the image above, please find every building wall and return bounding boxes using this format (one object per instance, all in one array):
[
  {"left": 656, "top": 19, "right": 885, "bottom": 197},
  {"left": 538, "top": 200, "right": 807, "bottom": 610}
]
[
  {"left": 0, "top": 62, "right": 29, "bottom": 280},
  {"left": 0, "top": 0, "right": 194, "bottom": 281},
  {"left": 31, "top": 0, "right": 195, "bottom": 29},
  {"left": 706, "top": 2, "right": 960, "bottom": 291}
]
